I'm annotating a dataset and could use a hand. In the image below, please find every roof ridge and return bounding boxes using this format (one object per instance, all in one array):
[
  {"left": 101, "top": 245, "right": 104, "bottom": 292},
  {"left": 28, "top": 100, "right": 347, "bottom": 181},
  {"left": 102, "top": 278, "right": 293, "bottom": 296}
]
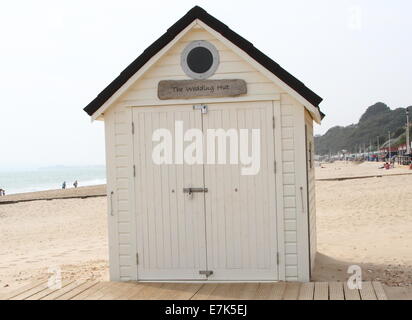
[{"left": 84, "top": 6, "right": 324, "bottom": 119}]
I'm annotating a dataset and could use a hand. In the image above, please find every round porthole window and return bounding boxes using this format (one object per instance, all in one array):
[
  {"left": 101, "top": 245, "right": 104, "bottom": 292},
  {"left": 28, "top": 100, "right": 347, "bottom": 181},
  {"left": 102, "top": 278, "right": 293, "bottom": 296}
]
[{"left": 181, "top": 40, "right": 219, "bottom": 79}]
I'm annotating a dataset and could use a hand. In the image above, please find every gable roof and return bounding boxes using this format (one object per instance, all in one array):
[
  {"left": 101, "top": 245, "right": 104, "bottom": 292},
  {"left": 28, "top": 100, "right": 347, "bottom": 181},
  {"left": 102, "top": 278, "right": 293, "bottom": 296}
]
[{"left": 83, "top": 6, "right": 324, "bottom": 120}]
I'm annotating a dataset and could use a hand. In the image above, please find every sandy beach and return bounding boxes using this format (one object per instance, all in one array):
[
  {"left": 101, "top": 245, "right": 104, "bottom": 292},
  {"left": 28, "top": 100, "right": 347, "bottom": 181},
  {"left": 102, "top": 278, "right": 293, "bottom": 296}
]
[
  {"left": 313, "top": 162, "right": 412, "bottom": 293},
  {"left": 1, "top": 161, "right": 412, "bottom": 298}
]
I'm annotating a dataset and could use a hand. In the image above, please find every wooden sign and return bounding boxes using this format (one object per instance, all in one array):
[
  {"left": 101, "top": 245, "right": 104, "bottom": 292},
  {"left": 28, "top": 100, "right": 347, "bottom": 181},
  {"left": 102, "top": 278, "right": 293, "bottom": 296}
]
[{"left": 158, "top": 79, "right": 247, "bottom": 100}]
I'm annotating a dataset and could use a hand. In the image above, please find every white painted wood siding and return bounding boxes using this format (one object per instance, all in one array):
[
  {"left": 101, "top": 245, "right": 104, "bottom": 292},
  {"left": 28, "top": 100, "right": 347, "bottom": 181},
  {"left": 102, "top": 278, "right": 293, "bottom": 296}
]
[
  {"left": 279, "top": 94, "right": 310, "bottom": 282},
  {"left": 305, "top": 111, "right": 317, "bottom": 273},
  {"left": 117, "top": 28, "right": 283, "bottom": 107},
  {"left": 104, "top": 106, "right": 137, "bottom": 281}
]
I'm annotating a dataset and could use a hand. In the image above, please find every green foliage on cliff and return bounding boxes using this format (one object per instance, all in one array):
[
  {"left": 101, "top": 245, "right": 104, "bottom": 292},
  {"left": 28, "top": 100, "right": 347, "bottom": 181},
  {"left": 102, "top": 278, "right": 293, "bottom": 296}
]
[{"left": 315, "top": 102, "right": 411, "bottom": 155}]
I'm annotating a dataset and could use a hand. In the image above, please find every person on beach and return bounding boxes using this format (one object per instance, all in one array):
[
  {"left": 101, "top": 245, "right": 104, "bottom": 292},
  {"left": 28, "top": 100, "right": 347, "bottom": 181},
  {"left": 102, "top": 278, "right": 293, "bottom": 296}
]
[
  {"left": 0, "top": 188, "right": 4, "bottom": 196},
  {"left": 73, "top": 180, "right": 78, "bottom": 188},
  {"left": 62, "top": 181, "right": 66, "bottom": 189}
]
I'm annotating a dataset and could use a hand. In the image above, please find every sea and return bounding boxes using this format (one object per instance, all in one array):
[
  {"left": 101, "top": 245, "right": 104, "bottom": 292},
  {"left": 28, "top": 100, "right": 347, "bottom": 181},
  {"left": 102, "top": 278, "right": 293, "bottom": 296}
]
[{"left": 0, "top": 166, "right": 106, "bottom": 195}]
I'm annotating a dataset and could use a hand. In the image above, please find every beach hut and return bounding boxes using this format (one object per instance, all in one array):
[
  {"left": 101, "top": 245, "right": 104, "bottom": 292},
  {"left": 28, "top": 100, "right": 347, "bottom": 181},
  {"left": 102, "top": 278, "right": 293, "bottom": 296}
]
[{"left": 84, "top": 6, "right": 324, "bottom": 282}]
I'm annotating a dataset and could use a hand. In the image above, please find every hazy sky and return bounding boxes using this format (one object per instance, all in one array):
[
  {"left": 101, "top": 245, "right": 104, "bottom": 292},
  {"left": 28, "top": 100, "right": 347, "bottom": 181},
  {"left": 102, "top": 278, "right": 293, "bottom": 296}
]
[{"left": 1, "top": 0, "right": 411, "bottom": 168}]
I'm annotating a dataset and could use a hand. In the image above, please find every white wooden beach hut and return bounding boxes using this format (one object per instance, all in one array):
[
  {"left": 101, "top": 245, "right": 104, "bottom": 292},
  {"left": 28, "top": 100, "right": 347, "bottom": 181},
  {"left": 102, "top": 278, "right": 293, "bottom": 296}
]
[{"left": 84, "top": 6, "right": 324, "bottom": 282}]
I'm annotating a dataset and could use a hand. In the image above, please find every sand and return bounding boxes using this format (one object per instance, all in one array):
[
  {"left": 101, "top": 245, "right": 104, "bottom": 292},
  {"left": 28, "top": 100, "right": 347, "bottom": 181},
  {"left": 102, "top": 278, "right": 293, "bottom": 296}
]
[
  {"left": 0, "top": 196, "right": 109, "bottom": 294},
  {"left": 1, "top": 161, "right": 411, "bottom": 298},
  {"left": 313, "top": 161, "right": 412, "bottom": 296}
]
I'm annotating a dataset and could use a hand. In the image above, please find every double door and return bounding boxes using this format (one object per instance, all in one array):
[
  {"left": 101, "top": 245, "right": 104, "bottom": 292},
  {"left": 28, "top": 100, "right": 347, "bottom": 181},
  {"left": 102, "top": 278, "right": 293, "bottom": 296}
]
[{"left": 132, "top": 101, "right": 278, "bottom": 281}]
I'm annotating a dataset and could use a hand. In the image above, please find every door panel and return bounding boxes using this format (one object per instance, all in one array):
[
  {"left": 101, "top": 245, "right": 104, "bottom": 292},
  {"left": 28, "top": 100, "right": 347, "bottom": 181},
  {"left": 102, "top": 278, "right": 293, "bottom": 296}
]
[
  {"left": 203, "top": 101, "right": 278, "bottom": 281},
  {"left": 132, "top": 101, "right": 278, "bottom": 281},
  {"left": 133, "top": 106, "right": 207, "bottom": 280}
]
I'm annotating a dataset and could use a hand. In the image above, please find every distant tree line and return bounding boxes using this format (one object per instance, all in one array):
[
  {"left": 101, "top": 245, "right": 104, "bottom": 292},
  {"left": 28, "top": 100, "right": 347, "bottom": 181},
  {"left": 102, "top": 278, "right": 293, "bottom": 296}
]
[{"left": 315, "top": 102, "right": 412, "bottom": 155}]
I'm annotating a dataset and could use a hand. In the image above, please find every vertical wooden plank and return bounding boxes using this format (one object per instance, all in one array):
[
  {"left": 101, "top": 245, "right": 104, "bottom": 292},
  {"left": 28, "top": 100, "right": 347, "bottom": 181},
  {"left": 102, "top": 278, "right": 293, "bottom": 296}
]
[
  {"left": 135, "top": 113, "right": 152, "bottom": 277},
  {"left": 230, "top": 107, "right": 242, "bottom": 269},
  {"left": 265, "top": 104, "right": 278, "bottom": 276},
  {"left": 298, "top": 282, "right": 314, "bottom": 300},
  {"left": 372, "top": 282, "right": 388, "bottom": 300},
  {"left": 313, "top": 282, "right": 329, "bottom": 300},
  {"left": 253, "top": 107, "right": 265, "bottom": 270},
  {"left": 144, "top": 112, "right": 157, "bottom": 270},
  {"left": 245, "top": 109, "right": 258, "bottom": 270},
  {"left": 359, "top": 282, "right": 377, "bottom": 300},
  {"left": 168, "top": 111, "right": 179, "bottom": 269},
  {"left": 273, "top": 100, "right": 285, "bottom": 281},
  {"left": 343, "top": 282, "right": 361, "bottom": 300},
  {"left": 175, "top": 111, "right": 187, "bottom": 270},
  {"left": 159, "top": 111, "right": 172, "bottom": 270},
  {"left": 282, "top": 282, "right": 301, "bottom": 300},
  {"left": 238, "top": 108, "right": 250, "bottom": 270},
  {"left": 329, "top": 282, "right": 344, "bottom": 300}
]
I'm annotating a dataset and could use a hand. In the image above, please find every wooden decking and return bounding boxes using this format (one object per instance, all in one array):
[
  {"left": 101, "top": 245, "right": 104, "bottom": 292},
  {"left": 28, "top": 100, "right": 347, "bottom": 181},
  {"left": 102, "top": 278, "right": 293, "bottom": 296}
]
[{"left": 0, "top": 280, "right": 387, "bottom": 300}]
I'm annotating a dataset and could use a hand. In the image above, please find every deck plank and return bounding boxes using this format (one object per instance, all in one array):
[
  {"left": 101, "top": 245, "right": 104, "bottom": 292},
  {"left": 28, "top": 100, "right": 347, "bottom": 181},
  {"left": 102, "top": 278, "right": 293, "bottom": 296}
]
[
  {"left": 70, "top": 281, "right": 110, "bottom": 300},
  {"left": 255, "top": 282, "right": 286, "bottom": 300},
  {"left": 56, "top": 281, "right": 99, "bottom": 300},
  {"left": 0, "top": 278, "right": 47, "bottom": 300},
  {"left": 372, "top": 282, "right": 387, "bottom": 300},
  {"left": 282, "top": 283, "right": 301, "bottom": 300},
  {"left": 26, "top": 280, "right": 74, "bottom": 300},
  {"left": 9, "top": 282, "right": 50, "bottom": 300},
  {"left": 191, "top": 284, "right": 218, "bottom": 300},
  {"left": 114, "top": 282, "right": 146, "bottom": 300},
  {"left": 359, "top": 281, "right": 377, "bottom": 300},
  {"left": 41, "top": 280, "right": 88, "bottom": 300},
  {"left": 129, "top": 283, "right": 165, "bottom": 300},
  {"left": 314, "top": 282, "right": 329, "bottom": 300},
  {"left": 151, "top": 283, "right": 204, "bottom": 300},
  {"left": 329, "top": 282, "right": 344, "bottom": 300},
  {"left": 203, "top": 284, "right": 244, "bottom": 300},
  {"left": 3, "top": 280, "right": 388, "bottom": 300},
  {"left": 237, "top": 283, "right": 260, "bottom": 300},
  {"left": 343, "top": 282, "right": 361, "bottom": 300},
  {"left": 84, "top": 281, "right": 122, "bottom": 300},
  {"left": 298, "top": 282, "right": 314, "bottom": 300},
  {"left": 99, "top": 282, "right": 140, "bottom": 300}
]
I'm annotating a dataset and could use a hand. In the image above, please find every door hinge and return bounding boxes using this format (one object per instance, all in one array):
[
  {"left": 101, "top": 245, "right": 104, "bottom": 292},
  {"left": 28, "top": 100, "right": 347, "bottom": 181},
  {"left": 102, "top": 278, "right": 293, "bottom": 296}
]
[
  {"left": 277, "top": 252, "right": 280, "bottom": 265},
  {"left": 133, "top": 165, "right": 136, "bottom": 177},
  {"left": 273, "top": 116, "right": 275, "bottom": 129},
  {"left": 136, "top": 253, "right": 139, "bottom": 265},
  {"left": 132, "top": 122, "right": 135, "bottom": 134},
  {"left": 199, "top": 270, "right": 213, "bottom": 277}
]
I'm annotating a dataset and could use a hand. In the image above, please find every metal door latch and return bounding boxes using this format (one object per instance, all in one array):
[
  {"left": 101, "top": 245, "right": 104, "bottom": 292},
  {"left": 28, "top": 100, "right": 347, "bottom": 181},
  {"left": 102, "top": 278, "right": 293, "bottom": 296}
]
[
  {"left": 199, "top": 270, "right": 213, "bottom": 277},
  {"left": 193, "top": 104, "right": 208, "bottom": 114},
  {"left": 183, "top": 187, "right": 208, "bottom": 199}
]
